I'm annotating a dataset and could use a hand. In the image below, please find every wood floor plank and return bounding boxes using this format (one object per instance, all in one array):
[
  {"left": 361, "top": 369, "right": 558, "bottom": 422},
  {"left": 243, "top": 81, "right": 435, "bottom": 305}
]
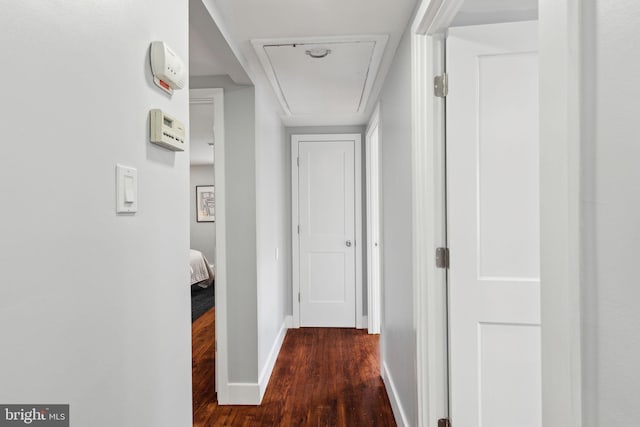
[
  {"left": 192, "top": 307, "right": 216, "bottom": 419},
  {"left": 192, "top": 310, "right": 397, "bottom": 427}
]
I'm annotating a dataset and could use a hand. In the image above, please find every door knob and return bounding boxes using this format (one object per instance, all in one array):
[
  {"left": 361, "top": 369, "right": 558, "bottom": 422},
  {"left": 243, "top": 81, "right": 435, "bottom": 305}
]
[{"left": 346, "top": 240, "right": 352, "bottom": 247}]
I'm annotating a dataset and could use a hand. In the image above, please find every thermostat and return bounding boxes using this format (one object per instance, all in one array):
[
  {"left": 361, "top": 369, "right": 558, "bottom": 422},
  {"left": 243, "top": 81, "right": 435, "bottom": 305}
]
[{"left": 149, "top": 109, "right": 186, "bottom": 151}]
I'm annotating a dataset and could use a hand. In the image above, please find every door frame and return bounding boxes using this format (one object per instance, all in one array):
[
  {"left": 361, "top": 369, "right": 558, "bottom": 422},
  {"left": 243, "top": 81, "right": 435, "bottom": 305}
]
[
  {"left": 409, "top": 10, "right": 449, "bottom": 426},
  {"left": 410, "top": 1, "right": 584, "bottom": 426},
  {"left": 291, "top": 133, "right": 364, "bottom": 329},
  {"left": 189, "top": 88, "right": 229, "bottom": 402},
  {"left": 365, "top": 104, "right": 382, "bottom": 334}
]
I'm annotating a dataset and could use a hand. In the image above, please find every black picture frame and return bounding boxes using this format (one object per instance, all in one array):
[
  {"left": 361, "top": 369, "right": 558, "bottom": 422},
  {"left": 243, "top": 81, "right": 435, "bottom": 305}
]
[{"left": 196, "top": 185, "right": 215, "bottom": 222}]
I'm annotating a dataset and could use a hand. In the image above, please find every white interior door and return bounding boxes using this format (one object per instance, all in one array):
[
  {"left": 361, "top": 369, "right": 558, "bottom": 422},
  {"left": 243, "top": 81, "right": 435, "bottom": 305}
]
[
  {"left": 296, "top": 136, "right": 357, "bottom": 327},
  {"left": 447, "top": 21, "right": 541, "bottom": 427},
  {"left": 366, "top": 110, "right": 381, "bottom": 334}
]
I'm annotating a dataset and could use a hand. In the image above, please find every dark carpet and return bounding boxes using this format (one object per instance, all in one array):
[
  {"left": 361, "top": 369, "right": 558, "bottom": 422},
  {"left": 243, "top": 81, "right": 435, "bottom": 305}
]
[{"left": 191, "top": 284, "right": 214, "bottom": 322}]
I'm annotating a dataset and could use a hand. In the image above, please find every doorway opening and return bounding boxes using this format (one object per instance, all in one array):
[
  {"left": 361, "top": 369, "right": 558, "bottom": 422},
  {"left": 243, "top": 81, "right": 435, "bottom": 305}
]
[
  {"left": 291, "top": 133, "right": 364, "bottom": 328},
  {"left": 189, "top": 88, "right": 224, "bottom": 412},
  {"left": 189, "top": 0, "right": 254, "bottom": 409}
]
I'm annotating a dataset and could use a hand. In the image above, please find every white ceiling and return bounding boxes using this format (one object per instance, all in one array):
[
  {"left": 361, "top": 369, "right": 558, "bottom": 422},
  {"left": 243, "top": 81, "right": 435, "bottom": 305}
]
[
  {"left": 189, "top": 0, "right": 251, "bottom": 85},
  {"left": 451, "top": 0, "right": 538, "bottom": 27},
  {"left": 189, "top": 0, "right": 251, "bottom": 165},
  {"left": 188, "top": 0, "right": 536, "bottom": 133},
  {"left": 201, "top": 0, "right": 419, "bottom": 126}
]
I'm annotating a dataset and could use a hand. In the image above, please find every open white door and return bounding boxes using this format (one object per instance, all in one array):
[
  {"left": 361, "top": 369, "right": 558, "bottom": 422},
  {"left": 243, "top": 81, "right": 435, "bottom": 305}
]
[
  {"left": 447, "top": 21, "right": 541, "bottom": 427},
  {"left": 292, "top": 134, "right": 362, "bottom": 328}
]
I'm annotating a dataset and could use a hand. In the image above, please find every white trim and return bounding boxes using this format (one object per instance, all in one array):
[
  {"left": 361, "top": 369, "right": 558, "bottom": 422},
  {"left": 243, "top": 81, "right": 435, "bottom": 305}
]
[
  {"left": 413, "top": 0, "right": 466, "bottom": 35},
  {"left": 354, "top": 134, "right": 363, "bottom": 329},
  {"left": 365, "top": 102, "right": 381, "bottom": 138},
  {"left": 227, "top": 316, "right": 293, "bottom": 406},
  {"left": 410, "top": 11, "right": 450, "bottom": 427},
  {"left": 190, "top": 88, "right": 229, "bottom": 403},
  {"left": 189, "top": 89, "right": 224, "bottom": 154},
  {"left": 365, "top": 103, "right": 382, "bottom": 335},
  {"left": 258, "top": 315, "right": 292, "bottom": 400},
  {"left": 227, "top": 383, "right": 261, "bottom": 405},
  {"left": 381, "top": 361, "right": 410, "bottom": 427},
  {"left": 539, "top": 0, "right": 583, "bottom": 425},
  {"left": 291, "top": 133, "right": 364, "bottom": 329},
  {"left": 291, "top": 141, "right": 301, "bottom": 328},
  {"left": 251, "top": 35, "right": 389, "bottom": 117}
]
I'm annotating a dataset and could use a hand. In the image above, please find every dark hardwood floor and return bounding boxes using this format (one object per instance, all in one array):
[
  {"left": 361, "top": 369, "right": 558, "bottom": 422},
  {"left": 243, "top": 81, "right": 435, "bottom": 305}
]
[
  {"left": 192, "top": 308, "right": 397, "bottom": 427},
  {"left": 192, "top": 307, "right": 216, "bottom": 416}
]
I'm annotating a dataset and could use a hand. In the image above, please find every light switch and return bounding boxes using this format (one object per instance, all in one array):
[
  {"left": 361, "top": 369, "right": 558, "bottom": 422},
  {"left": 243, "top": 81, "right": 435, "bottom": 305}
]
[
  {"left": 116, "top": 164, "right": 138, "bottom": 214},
  {"left": 124, "top": 176, "right": 135, "bottom": 203}
]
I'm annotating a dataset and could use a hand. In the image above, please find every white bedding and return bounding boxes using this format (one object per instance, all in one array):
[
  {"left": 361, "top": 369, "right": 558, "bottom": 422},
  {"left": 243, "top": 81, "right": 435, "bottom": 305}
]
[{"left": 190, "top": 249, "right": 214, "bottom": 288}]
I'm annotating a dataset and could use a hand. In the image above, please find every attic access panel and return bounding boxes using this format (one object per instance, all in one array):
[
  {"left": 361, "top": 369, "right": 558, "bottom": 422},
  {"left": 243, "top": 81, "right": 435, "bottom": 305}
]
[{"left": 253, "top": 36, "right": 388, "bottom": 116}]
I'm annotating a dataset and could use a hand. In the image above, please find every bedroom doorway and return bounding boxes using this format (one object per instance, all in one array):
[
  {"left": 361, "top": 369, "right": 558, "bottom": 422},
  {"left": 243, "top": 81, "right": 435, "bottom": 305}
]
[
  {"left": 189, "top": 90, "right": 217, "bottom": 322},
  {"left": 189, "top": 88, "right": 224, "bottom": 409}
]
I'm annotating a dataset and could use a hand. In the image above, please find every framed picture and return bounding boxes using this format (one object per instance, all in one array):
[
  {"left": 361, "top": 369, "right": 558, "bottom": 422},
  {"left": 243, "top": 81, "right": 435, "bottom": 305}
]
[{"left": 196, "top": 185, "right": 215, "bottom": 222}]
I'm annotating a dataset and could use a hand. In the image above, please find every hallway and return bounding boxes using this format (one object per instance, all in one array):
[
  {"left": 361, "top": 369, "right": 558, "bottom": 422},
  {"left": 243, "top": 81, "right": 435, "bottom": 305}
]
[{"left": 192, "top": 308, "right": 395, "bottom": 426}]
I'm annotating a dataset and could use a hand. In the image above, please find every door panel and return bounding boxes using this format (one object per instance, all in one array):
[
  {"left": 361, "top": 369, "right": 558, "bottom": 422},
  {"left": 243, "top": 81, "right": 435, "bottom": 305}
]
[
  {"left": 299, "top": 139, "right": 356, "bottom": 327},
  {"left": 447, "top": 21, "right": 541, "bottom": 427},
  {"left": 477, "top": 51, "right": 539, "bottom": 281},
  {"left": 478, "top": 323, "right": 541, "bottom": 427}
]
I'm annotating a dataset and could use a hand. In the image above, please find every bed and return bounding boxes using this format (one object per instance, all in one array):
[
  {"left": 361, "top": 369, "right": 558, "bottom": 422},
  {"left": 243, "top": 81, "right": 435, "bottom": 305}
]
[{"left": 190, "top": 249, "right": 214, "bottom": 288}]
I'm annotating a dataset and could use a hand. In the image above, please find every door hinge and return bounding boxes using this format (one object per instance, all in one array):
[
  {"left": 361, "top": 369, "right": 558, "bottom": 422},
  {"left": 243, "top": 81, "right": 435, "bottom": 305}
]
[
  {"left": 434, "top": 74, "right": 448, "bottom": 98},
  {"left": 297, "top": 224, "right": 300, "bottom": 234},
  {"left": 297, "top": 156, "right": 300, "bottom": 166},
  {"left": 298, "top": 292, "right": 300, "bottom": 302},
  {"left": 436, "top": 247, "right": 450, "bottom": 269},
  {"left": 438, "top": 418, "right": 451, "bottom": 427}
]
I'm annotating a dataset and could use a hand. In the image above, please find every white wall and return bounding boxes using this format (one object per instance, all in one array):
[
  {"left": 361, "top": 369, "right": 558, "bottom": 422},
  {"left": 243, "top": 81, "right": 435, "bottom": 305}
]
[
  {"left": 191, "top": 75, "right": 263, "bottom": 385},
  {"left": 221, "top": 84, "right": 260, "bottom": 383},
  {"left": 194, "top": 38, "right": 291, "bottom": 398},
  {"left": 191, "top": 73, "right": 291, "bottom": 395},
  {"left": 190, "top": 165, "right": 216, "bottom": 263},
  {"left": 255, "top": 77, "right": 289, "bottom": 386},
  {"left": 377, "top": 27, "right": 418, "bottom": 424},
  {"left": 581, "top": 1, "right": 640, "bottom": 424},
  {"left": 0, "top": 2, "right": 191, "bottom": 426}
]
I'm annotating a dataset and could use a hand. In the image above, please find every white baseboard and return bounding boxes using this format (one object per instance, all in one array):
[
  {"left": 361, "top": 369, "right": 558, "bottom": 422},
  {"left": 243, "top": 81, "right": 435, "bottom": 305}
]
[
  {"left": 258, "top": 315, "right": 292, "bottom": 400},
  {"left": 226, "top": 382, "right": 261, "bottom": 405},
  {"left": 381, "top": 361, "right": 410, "bottom": 427},
  {"left": 221, "top": 315, "right": 292, "bottom": 405}
]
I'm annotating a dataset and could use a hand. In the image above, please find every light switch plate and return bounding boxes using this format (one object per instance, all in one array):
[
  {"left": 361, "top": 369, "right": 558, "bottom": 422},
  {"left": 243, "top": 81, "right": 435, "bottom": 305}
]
[{"left": 116, "top": 164, "right": 138, "bottom": 214}]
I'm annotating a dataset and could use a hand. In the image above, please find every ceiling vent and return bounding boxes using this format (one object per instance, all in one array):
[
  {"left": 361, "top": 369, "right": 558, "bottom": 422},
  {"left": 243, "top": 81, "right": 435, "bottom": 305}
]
[{"left": 252, "top": 35, "right": 388, "bottom": 117}]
